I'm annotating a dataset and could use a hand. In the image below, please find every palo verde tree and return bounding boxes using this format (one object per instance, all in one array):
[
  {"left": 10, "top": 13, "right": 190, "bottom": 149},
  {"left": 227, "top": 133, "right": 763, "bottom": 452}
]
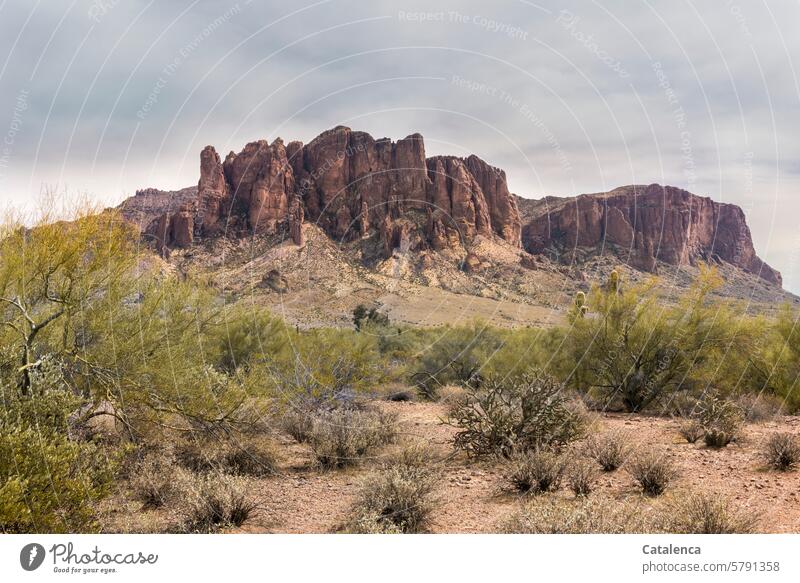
[
  {"left": 565, "top": 266, "right": 743, "bottom": 412},
  {"left": 0, "top": 208, "right": 137, "bottom": 394}
]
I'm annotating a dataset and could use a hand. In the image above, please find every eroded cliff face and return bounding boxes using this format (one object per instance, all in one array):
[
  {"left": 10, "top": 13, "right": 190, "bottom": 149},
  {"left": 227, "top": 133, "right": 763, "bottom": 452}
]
[
  {"left": 521, "top": 184, "right": 782, "bottom": 286},
  {"left": 131, "top": 126, "right": 523, "bottom": 258},
  {"left": 120, "top": 128, "right": 781, "bottom": 287}
]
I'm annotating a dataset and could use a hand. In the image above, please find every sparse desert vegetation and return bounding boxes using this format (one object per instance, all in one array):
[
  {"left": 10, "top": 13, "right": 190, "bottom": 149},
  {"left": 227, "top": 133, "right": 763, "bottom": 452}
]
[{"left": 2, "top": 207, "right": 800, "bottom": 534}]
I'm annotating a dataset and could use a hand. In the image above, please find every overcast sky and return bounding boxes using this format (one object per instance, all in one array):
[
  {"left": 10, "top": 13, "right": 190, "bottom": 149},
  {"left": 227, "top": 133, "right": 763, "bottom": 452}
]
[{"left": 1, "top": 0, "right": 798, "bottom": 290}]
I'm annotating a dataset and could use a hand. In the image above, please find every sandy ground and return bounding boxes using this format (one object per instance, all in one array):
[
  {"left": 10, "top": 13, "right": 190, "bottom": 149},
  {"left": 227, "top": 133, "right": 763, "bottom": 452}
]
[{"left": 106, "top": 401, "right": 800, "bottom": 534}]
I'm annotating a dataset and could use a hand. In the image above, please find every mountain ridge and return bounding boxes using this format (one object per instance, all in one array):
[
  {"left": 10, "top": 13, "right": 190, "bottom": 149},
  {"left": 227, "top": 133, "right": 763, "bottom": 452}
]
[{"left": 118, "top": 126, "right": 782, "bottom": 289}]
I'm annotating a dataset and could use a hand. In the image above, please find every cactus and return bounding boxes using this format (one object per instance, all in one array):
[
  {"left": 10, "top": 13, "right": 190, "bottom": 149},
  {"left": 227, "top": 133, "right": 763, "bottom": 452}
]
[
  {"left": 574, "top": 291, "right": 588, "bottom": 317},
  {"left": 608, "top": 269, "right": 620, "bottom": 294}
]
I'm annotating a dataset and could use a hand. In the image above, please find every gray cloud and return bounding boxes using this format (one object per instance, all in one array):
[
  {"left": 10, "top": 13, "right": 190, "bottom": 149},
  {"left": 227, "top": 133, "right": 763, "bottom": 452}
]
[{"left": 1, "top": 0, "right": 798, "bottom": 290}]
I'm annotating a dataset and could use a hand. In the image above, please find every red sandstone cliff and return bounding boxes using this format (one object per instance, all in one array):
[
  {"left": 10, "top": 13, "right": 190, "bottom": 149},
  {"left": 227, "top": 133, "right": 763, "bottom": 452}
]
[
  {"left": 119, "top": 128, "right": 781, "bottom": 287},
  {"left": 520, "top": 184, "right": 781, "bottom": 286}
]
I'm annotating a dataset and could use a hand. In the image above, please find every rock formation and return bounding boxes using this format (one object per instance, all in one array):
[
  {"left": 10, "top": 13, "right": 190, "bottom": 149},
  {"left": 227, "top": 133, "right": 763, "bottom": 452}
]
[
  {"left": 521, "top": 184, "right": 781, "bottom": 286},
  {"left": 125, "top": 126, "right": 523, "bottom": 258},
  {"left": 119, "top": 128, "right": 781, "bottom": 287}
]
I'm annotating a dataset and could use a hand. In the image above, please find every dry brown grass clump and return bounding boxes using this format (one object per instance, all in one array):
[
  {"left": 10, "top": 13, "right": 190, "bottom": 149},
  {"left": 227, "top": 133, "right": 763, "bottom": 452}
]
[
  {"left": 174, "top": 435, "right": 277, "bottom": 476},
  {"left": 763, "top": 432, "right": 800, "bottom": 471},
  {"left": 505, "top": 449, "right": 566, "bottom": 494},
  {"left": 346, "top": 445, "right": 440, "bottom": 533},
  {"left": 568, "top": 458, "right": 598, "bottom": 497},
  {"left": 130, "top": 451, "right": 181, "bottom": 509},
  {"left": 308, "top": 408, "right": 397, "bottom": 469},
  {"left": 663, "top": 493, "right": 758, "bottom": 533},
  {"left": 281, "top": 406, "right": 316, "bottom": 443},
  {"left": 504, "top": 496, "right": 653, "bottom": 534},
  {"left": 678, "top": 420, "right": 704, "bottom": 444},
  {"left": 627, "top": 452, "right": 676, "bottom": 496},
  {"left": 585, "top": 431, "right": 630, "bottom": 471},
  {"left": 180, "top": 472, "right": 259, "bottom": 532}
]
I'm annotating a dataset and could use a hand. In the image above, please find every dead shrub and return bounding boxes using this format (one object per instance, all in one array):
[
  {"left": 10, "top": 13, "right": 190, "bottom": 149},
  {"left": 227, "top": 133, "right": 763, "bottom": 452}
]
[
  {"left": 663, "top": 493, "right": 758, "bottom": 533},
  {"left": 628, "top": 452, "right": 676, "bottom": 496},
  {"left": 737, "top": 393, "right": 784, "bottom": 423},
  {"left": 180, "top": 472, "right": 259, "bottom": 532},
  {"left": 281, "top": 406, "right": 316, "bottom": 443},
  {"left": 586, "top": 431, "right": 630, "bottom": 471},
  {"left": 221, "top": 439, "right": 277, "bottom": 476},
  {"left": 347, "top": 445, "right": 439, "bottom": 533},
  {"left": 130, "top": 451, "right": 179, "bottom": 508},
  {"left": 504, "top": 496, "right": 653, "bottom": 533},
  {"left": 506, "top": 448, "right": 566, "bottom": 494},
  {"left": 763, "top": 432, "right": 800, "bottom": 471},
  {"left": 448, "top": 371, "right": 585, "bottom": 459},
  {"left": 678, "top": 420, "right": 704, "bottom": 444},
  {"left": 308, "top": 408, "right": 397, "bottom": 469},
  {"left": 174, "top": 435, "right": 276, "bottom": 476},
  {"left": 568, "top": 458, "right": 598, "bottom": 497}
]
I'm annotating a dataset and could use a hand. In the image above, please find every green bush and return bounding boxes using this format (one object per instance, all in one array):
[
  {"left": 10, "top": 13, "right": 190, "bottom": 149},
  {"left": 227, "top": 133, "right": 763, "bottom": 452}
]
[
  {"left": 0, "top": 365, "right": 116, "bottom": 533},
  {"left": 448, "top": 370, "right": 585, "bottom": 459},
  {"left": 410, "top": 322, "right": 501, "bottom": 399}
]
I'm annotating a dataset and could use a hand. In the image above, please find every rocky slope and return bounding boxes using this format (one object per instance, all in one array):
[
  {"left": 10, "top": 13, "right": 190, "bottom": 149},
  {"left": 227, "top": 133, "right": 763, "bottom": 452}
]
[{"left": 119, "top": 126, "right": 783, "bottom": 300}]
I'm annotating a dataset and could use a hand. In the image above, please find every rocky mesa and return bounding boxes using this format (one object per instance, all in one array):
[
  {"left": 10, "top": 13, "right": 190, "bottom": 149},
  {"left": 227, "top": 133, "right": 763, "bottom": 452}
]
[{"left": 119, "top": 126, "right": 782, "bottom": 288}]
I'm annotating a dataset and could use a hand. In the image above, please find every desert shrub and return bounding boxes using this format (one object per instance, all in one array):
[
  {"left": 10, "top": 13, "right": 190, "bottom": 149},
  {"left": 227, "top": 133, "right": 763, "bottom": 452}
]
[
  {"left": 736, "top": 393, "right": 783, "bottom": 423},
  {"left": 585, "top": 432, "right": 630, "bottom": 471},
  {"left": 628, "top": 452, "right": 676, "bottom": 496},
  {"left": 131, "top": 451, "right": 180, "bottom": 508},
  {"left": 762, "top": 432, "right": 800, "bottom": 471},
  {"left": 308, "top": 408, "right": 397, "bottom": 469},
  {"left": 699, "top": 394, "right": 744, "bottom": 447},
  {"left": 347, "top": 445, "right": 439, "bottom": 533},
  {"left": 667, "top": 392, "right": 702, "bottom": 418},
  {"left": 411, "top": 322, "right": 502, "bottom": 400},
  {"left": 215, "top": 308, "right": 287, "bottom": 373},
  {"left": 280, "top": 405, "right": 316, "bottom": 443},
  {"left": 506, "top": 449, "right": 566, "bottom": 494},
  {"left": 568, "top": 458, "right": 598, "bottom": 497},
  {"left": 180, "top": 472, "right": 258, "bottom": 532},
  {"left": 220, "top": 439, "right": 277, "bottom": 477},
  {"left": 353, "top": 304, "right": 390, "bottom": 331},
  {"left": 678, "top": 420, "right": 704, "bottom": 444},
  {"left": 504, "top": 497, "right": 653, "bottom": 534},
  {"left": 0, "top": 371, "right": 116, "bottom": 533},
  {"left": 663, "top": 493, "right": 758, "bottom": 533},
  {"left": 448, "top": 370, "right": 585, "bottom": 459},
  {"left": 174, "top": 435, "right": 276, "bottom": 476},
  {"left": 270, "top": 329, "right": 386, "bottom": 408}
]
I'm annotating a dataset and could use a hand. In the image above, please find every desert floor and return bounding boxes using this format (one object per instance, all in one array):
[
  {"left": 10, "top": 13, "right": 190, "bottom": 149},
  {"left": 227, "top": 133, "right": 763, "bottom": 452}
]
[{"left": 103, "top": 401, "right": 800, "bottom": 534}]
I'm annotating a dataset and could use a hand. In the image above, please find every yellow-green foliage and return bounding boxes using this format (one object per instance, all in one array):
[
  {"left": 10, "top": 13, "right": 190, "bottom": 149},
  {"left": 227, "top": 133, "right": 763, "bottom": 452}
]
[
  {"left": 562, "top": 266, "right": 763, "bottom": 412},
  {"left": 0, "top": 363, "right": 115, "bottom": 533}
]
